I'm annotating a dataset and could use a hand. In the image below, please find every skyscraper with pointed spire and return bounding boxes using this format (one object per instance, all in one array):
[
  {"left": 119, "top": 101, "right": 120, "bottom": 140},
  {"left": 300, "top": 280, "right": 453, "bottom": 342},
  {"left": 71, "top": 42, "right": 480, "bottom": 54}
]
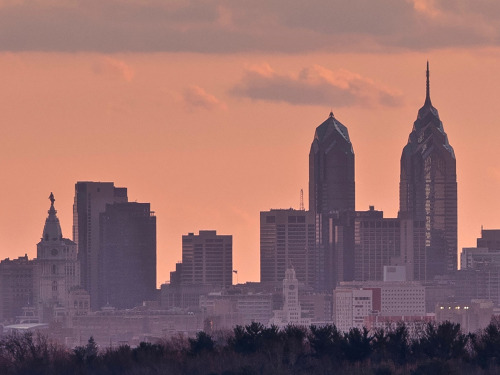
[
  {"left": 309, "top": 112, "right": 355, "bottom": 290},
  {"left": 399, "top": 63, "right": 457, "bottom": 280}
]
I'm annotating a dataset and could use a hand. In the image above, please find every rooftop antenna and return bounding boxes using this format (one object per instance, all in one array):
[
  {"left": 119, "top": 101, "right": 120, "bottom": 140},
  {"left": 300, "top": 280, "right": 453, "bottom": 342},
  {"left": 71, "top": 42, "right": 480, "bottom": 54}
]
[{"left": 299, "top": 189, "right": 304, "bottom": 211}]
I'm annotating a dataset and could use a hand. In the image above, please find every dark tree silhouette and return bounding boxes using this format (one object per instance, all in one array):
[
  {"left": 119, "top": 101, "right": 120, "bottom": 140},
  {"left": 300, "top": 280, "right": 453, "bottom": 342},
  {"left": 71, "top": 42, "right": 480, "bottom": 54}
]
[
  {"left": 342, "top": 327, "right": 372, "bottom": 364},
  {"left": 472, "top": 319, "right": 500, "bottom": 369},
  {"left": 188, "top": 331, "right": 215, "bottom": 356},
  {"left": 414, "top": 322, "right": 468, "bottom": 361}
]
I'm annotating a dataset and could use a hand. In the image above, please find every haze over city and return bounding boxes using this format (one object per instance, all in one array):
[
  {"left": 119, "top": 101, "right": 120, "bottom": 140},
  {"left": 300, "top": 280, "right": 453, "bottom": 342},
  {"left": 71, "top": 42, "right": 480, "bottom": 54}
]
[{"left": 1, "top": 0, "right": 500, "bottom": 287}]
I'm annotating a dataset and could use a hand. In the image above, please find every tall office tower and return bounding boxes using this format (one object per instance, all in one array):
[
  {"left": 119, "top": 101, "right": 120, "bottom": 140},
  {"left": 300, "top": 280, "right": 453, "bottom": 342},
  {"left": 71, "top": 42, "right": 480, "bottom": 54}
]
[
  {"left": 34, "top": 193, "right": 80, "bottom": 322},
  {"left": 260, "top": 209, "right": 315, "bottom": 287},
  {"left": 0, "top": 255, "right": 34, "bottom": 321},
  {"left": 73, "top": 182, "right": 128, "bottom": 309},
  {"left": 181, "top": 231, "right": 232, "bottom": 288},
  {"left": 98, "top": 202, "right": 156, "bottom": 309},
  {"left": 399, "top": 63, "right": 457, "bottom": 280},
  {"left": 353, "top": 207, "right": 402, "bottom": 282},
  {"left": 309, "top": 112, "right": 355, "bottom": 290}
]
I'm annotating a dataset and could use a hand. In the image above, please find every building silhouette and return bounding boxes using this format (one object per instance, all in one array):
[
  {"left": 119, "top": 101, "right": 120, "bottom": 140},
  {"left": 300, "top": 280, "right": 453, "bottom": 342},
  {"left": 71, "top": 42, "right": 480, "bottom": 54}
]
[
  {"left": 309, "top": 112, "right": 355, "bottom": 290},
  {"left": 353, "top": 207, "right": 402, "bottom": 282},
  {"left": 476, "top": 229, "right": 500, "bottom": 251},
  {"left": 177, "top": 230, "right": 232, "bottom": 288},
  {"left": 98, "top": 202, "right": 156, "bottom": 309},
  {"left": 73, "top": 182, "right": 128, "bottom": 309},
  {"left": 34, "top": 193, "right": 80, "bottom": 322},
  {"left": 0, "top": 255, "right": 34, "bottom": 322},
  {"left": 260, "top": 209, "right": 315, "bottom": 287},
  {"left": 399, "top": 63, "right": 457, "bottom": 280}
]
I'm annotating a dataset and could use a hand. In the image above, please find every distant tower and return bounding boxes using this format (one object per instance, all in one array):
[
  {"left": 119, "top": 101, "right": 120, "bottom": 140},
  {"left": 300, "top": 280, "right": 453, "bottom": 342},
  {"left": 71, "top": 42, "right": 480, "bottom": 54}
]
[
  {"left": 73, "top": 182, "right": 127, "bottom": 309},
  {"left": 98, "top": 202, "right": 156, "bottom": 309},
  {"left": 309, "top": 112, "right": 355, "bottom": 290},
  {"left": 269, "top": 267, "right": 311, "bottom": 327},
  {"left": 399, "top": 63, "right": 457, "bottom": 280},
  {"left": 260, "top": 209, "right": 315, "bottom": 287},
  {"left": 309, "top": 111, "right": 355, "bottom": 214},
  {"left": 181, "top": 231, "right": 232, "bottom": 288},
  {"left": 35, "top": 193, "right": 80, "bottom": 322}
]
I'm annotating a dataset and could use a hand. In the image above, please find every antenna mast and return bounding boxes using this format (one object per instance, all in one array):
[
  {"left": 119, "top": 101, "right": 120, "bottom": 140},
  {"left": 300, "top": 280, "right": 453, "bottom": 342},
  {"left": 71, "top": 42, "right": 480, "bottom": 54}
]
[{"left": 299, "top": 189, "right": 304, "bottom": 211}]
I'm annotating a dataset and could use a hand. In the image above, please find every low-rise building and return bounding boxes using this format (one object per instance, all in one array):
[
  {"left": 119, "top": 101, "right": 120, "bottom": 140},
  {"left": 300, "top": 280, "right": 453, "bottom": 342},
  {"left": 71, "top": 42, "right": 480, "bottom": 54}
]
[{"left": 436, "top": 299, "right": 494, "bottom": 333}]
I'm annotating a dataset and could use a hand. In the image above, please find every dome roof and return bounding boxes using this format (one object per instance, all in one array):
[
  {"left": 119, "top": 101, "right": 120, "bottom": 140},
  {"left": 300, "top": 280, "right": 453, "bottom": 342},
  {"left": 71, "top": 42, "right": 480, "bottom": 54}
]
[{"left": 42, "top": 193, "right": 63, "bottom": 242}]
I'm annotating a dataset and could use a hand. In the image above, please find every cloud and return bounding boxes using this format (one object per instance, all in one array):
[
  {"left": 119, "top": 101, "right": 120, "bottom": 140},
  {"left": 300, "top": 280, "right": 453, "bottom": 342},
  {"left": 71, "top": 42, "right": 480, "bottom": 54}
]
[
  {"left": 92, "top": 57, "right": 134, "bottom": 81},
  {"left": 230, "top": 64, "right": 403, "bottom": 108},
  {"left": 0, "top": 0, "right": 499, "bottom": 53},
  {"left": 181, "top": 85, "right": 226, "bottom": 112}
]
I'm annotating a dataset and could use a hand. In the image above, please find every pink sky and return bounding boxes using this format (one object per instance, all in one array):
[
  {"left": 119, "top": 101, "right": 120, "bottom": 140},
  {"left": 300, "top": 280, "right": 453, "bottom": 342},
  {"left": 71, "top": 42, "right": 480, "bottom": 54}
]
[{"left": 1, "top": 1, "right": 500, "bottom": 285}]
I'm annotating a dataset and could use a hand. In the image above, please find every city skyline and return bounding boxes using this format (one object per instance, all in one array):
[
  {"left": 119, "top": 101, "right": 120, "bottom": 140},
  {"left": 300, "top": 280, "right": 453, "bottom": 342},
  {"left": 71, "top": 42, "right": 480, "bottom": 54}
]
[{"left": 1, "top": 2, "right": 500, "bottom": 286}]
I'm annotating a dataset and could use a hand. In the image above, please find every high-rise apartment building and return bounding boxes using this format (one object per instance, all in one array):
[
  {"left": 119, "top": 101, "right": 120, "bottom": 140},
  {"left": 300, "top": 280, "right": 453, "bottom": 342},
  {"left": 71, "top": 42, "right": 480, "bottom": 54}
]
[
  {"left": 399, "top": 63, "right": 457, "bottom": 280},
  {"left": 309, "top": 112, "right": 355, "bottom": 290},
  {"left": 34, "top": 193, "right": 80, "bottom": 322},
  {"left": 181, "top": 231, "right": 232, "bottom": 288},
  {"left": 98, "top": 202, "right": 156, "bottom": 309},
  {"left": 73, "top": 182, "right": 128, "bottom": 309},
  {"left": 260, "top": 209, "right": 315, "bottom": 287}
]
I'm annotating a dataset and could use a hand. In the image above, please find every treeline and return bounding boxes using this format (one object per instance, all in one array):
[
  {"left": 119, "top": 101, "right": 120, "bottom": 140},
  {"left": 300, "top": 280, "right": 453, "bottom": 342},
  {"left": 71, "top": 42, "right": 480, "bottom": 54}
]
[{"left": 2, "top": 321, "right": 500, "bottom": 375}]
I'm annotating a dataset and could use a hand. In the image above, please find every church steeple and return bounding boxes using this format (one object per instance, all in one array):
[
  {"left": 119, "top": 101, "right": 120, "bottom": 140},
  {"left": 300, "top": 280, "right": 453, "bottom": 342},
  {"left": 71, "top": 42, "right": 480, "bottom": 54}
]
[{"left": 42, "top": 192, "right": 63, "bottom": 242}]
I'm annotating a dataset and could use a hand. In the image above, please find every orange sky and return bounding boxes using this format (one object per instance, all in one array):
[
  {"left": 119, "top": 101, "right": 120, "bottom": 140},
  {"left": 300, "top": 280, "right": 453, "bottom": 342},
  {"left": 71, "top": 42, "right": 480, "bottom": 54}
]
[{"left": 1, "top": 1, "right": 500, "bottom": 286}]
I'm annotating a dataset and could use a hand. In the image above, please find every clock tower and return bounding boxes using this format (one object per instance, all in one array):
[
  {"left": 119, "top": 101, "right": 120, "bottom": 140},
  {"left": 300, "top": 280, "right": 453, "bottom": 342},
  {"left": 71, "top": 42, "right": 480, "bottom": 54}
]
[{"left": 34, "top": 193, "right": 80, "bottom": 322}]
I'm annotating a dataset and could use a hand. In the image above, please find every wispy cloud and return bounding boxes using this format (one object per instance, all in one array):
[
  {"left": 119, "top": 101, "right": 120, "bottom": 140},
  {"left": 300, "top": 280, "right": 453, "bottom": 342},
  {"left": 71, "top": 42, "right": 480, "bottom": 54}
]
[
  {"left": 92, "top": 57, "right": 134, "bottom": 81},
  {"left": 230, "top": 64, "right": 403, "bottom": 108},
  {"left": 181, "top": 85, "right": 226, "bottom": 112}
]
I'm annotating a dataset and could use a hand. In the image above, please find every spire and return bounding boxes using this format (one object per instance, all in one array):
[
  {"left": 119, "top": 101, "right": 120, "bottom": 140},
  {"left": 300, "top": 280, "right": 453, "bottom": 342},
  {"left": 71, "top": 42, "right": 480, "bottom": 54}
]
[
  {"left": 42, "top": 192, "right": 63, "bottom": 241},
  {"left": 425, "top": 61, "right": 431, "bottom": 105}
]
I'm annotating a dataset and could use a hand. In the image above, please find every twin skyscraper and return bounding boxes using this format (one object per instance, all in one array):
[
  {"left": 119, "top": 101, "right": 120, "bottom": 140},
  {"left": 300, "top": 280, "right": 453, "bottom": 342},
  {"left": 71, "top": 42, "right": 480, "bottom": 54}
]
[{"left": 262, "top": 63, "right": 457, "bottom": 291}]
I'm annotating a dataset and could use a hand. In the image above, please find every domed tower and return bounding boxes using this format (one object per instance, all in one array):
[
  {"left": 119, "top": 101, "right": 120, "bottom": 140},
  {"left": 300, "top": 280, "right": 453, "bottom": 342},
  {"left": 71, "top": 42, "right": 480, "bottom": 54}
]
[
  {"left": 399, "top": 63, "right": 457, "bottom": 280},
  {"left": 35, "top": 193, "right": 80, "bottom": 322},
  {"left": 309, "top": 112, "right": 355, "bottom": 290}
]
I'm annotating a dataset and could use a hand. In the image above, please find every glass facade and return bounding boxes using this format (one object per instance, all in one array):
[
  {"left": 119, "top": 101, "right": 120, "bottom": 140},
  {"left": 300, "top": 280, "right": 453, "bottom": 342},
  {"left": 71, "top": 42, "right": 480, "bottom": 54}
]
[
  {"left": 399, "top": 64, "right": 457, "bottom": 280},
  {"left": 309, "top": 112, "right": 355, "bottom": 290}
]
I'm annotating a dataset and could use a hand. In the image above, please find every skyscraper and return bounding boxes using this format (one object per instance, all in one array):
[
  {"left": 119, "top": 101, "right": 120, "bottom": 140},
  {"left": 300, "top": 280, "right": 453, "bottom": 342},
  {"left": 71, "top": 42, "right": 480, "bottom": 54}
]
[
  {"left": 98, "top": 202, "right": 156, "bottom": 309},
  {"left": 73, "top": 182, "right": 128, "bottom": 309},
  {"left": 353, "top": 207, "right": 401, "bottom": 282},
  {"left": 309, "top": 112, "right": 355, "bottom": 290},
  {"left": 309, "top": 112, "right": 355, "bottom": 214},
  {"left": 260, "top": 209, "right": 315, "bottom": 287},
  {"left": 181, "top": 230, "right": 232, "bottom": 288},
  {"left": 399, "top": 63, "right": 457, "bottom": 280}
]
